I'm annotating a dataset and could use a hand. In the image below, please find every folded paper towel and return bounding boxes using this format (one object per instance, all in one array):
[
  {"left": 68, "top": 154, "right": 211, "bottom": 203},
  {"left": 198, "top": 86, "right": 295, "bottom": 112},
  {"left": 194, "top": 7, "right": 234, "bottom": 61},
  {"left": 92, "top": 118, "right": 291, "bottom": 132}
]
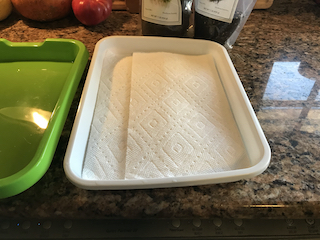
[
  {"left": 125, "top": 52, "right": 250, "bottom": 179},
  {"left": 82, "top": 52, "right": 132, "bottom": 180},
  {"left": 82, "top": 51, "right": 250, "bottom": 180}
]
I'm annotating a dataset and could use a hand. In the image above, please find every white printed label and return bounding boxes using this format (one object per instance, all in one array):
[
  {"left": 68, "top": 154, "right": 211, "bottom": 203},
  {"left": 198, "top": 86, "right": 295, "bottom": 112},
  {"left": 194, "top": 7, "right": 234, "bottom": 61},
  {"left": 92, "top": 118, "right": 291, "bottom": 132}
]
[
  {"left": 142, "top": 0, "right": 182, "bottom": 26},
  {"left": 195, "top": 0, "right": 239, "bottom": 23}
]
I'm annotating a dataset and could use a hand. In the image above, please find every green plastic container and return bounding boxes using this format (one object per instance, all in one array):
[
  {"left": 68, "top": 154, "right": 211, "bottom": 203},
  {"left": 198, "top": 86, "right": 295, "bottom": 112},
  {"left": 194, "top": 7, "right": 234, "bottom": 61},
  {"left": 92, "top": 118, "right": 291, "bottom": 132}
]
[{"left": 0, "top": 38, "right": 89, "bottom": 199}]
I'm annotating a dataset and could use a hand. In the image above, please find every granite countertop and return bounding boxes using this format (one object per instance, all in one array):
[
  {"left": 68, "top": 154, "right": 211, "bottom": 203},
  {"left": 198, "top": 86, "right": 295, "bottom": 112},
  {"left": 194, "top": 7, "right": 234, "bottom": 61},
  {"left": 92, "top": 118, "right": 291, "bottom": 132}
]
[{"left": 1, "top": 0, "right": 320, "bottom": 220}]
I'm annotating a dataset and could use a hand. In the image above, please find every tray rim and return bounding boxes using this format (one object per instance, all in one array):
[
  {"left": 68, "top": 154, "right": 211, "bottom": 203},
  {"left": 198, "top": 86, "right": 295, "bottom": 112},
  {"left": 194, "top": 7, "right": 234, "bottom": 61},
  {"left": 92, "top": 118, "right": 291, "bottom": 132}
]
[
  {"left": 0, "top": 38, "right": 89, "bottom": 199},
  {"left": 63, "top": 36, "right": 271, "bottom": 190}
]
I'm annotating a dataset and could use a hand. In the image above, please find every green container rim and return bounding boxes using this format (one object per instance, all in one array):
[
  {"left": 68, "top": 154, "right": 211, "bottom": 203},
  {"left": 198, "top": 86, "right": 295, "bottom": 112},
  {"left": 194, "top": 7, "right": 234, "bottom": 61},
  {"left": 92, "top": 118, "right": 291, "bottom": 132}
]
[{"left": 0, "top": 38, "right": 89, "bottom": 199}]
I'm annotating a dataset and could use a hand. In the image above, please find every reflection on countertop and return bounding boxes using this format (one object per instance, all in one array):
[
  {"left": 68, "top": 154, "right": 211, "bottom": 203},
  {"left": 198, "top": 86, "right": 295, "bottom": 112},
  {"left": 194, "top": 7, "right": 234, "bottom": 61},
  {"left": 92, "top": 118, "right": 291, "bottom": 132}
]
[
  {"left": 0, "top": 0, "right": 320, "bottom": 220},
  {"left": 258, "top": 61, "right": 319, "bottom": 134},
  {"left": 263, "top": 62, "right": 315, "bottom": 101}
]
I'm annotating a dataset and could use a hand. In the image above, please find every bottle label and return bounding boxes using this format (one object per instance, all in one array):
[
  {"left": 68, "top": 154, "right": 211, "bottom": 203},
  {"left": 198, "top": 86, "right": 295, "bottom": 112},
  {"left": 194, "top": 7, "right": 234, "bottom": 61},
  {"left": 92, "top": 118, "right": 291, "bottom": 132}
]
[
  {"left": 142, "top": 0, "right": 182, "bottom": 26},
  {"left": 195, "top": 0, "right": 239, "bottom": 23}
]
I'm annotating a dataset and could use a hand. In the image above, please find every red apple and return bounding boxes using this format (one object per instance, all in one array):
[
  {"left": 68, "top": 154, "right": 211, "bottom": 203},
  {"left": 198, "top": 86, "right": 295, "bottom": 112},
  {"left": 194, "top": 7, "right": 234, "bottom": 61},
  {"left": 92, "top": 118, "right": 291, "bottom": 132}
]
[
  {"left": 11, "top": 0, "right": 73, "bottom": 21},
  {"left": 72, "top": 0, "right": 112, "bottom": 26}
]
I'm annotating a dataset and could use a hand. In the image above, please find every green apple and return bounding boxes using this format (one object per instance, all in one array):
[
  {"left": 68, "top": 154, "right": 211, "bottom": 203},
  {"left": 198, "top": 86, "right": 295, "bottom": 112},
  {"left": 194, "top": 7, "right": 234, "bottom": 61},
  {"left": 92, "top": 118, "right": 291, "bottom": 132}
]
[{"left": 0, "top": 0, "right": 12, "bottom": 21}]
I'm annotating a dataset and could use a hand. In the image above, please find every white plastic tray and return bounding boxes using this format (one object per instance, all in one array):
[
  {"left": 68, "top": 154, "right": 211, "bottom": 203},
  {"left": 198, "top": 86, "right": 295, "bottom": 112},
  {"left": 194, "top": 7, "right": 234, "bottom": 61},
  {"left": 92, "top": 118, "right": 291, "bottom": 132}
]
[{"left": 63, "top": 36, "right": 271, "bottom": 190}]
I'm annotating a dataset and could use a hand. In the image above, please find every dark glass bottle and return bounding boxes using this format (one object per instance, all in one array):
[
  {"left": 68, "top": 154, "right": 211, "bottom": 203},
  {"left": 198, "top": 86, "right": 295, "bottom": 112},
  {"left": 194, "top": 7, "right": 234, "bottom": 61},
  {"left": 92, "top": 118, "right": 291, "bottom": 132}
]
[{"left": 194, "top": 1, "right": 242, "bottom": 45}]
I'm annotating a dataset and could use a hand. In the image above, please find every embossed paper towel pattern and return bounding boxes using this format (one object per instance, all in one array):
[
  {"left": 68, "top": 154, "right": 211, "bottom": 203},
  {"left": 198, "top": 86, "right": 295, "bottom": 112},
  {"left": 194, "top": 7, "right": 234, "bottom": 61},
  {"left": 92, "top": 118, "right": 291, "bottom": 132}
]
[
  {"left": 125, "top": 52, "right": 250, "bottom": 179},
  {"left": 82, "top": 52, "right": 132, "bottom": 180}
]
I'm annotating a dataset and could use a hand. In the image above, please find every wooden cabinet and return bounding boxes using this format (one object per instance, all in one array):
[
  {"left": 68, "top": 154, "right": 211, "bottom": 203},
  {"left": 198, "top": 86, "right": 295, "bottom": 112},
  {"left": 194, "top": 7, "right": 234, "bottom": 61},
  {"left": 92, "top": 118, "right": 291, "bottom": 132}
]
[
  {"left": 126, "top": 0, "right": 140, "bottom": 13},
  {"left": 112, "top": 0, "right": 139, "bottom": 13}
]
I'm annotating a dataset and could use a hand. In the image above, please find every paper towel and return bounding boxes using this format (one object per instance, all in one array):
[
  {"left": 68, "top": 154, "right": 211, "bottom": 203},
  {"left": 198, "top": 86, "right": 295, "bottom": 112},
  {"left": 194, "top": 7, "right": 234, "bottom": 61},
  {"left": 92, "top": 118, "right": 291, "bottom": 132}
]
[
  {"left": 82, "top": 51, "right": 132, "bottom": 180},
  {"left": 82, "top": 51, "right": 250, "bottom": 180},
  {"left": 125, "top": 52, "right": 250, "bottom": 179}
]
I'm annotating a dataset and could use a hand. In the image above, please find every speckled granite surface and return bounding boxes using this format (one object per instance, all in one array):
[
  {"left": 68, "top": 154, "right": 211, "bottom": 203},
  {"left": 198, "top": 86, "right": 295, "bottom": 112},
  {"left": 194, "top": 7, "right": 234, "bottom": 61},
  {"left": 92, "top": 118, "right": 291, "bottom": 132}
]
[{"left": 1, "top": 0, "right": 320, "bottom": 220}]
